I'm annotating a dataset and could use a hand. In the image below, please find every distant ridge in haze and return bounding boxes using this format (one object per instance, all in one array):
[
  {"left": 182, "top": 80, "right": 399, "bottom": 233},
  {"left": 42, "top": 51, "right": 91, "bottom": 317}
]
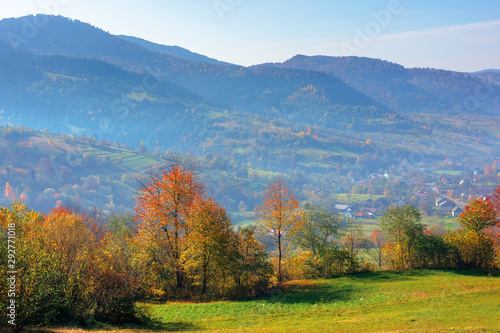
[
  {"left": 273, "top": 54, "right": 500, "bottom": 115},
  {"left": 118, "top": 35, "right": 232, "bottom": 66},
  {"left": 473, "top": 69, "right": 500, "bottom": 74}
]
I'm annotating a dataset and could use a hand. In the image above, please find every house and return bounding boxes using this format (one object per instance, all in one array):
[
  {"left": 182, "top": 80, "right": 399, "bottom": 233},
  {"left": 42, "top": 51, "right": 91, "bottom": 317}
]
[
  {"left": 360, "top": 207, "right": 378, "bottom": 215},
  {"left": 343, "top": 211, "right": 353, "bottom": 218},
  {"left": 416, "top": 192, "right": 428, "bottom": 200},
  {"left": 437, "top": 200, "right": 453, "bottom": 210},
  {"left": 355, "top": 212, "right": 365, "bottom": 219},
  {"left": 334, "top": 204, "right": 351, "bottom": 212},
  {"left": 435, "top": 196, "right": 446, "bottom": 207},
  {"left": 452, "top": 207, "right": 464, "bottom": 217}
]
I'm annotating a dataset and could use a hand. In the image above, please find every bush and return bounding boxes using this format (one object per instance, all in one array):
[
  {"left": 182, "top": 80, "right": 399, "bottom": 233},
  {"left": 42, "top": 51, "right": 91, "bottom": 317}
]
[
  {"left": 445, "top": 229, "right": 496, "bottom": 269},
  {"left": 0, "top": 203, "right": 143, "bottom": 330}
]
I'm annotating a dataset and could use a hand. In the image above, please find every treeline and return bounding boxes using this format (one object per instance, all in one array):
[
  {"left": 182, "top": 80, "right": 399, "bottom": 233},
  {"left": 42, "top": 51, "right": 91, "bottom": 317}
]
[
  {"left": 0, "top": 161, "right": 499, "bottom": 330},
  {"left": 0, "top": 160, "right": 274, "bottom": 330}
]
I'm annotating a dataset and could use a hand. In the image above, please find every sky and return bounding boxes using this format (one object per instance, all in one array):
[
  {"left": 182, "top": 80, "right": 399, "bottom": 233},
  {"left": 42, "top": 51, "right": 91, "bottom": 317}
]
[{"left": 0, "top": 0, "right": 499, "bottom": 72}]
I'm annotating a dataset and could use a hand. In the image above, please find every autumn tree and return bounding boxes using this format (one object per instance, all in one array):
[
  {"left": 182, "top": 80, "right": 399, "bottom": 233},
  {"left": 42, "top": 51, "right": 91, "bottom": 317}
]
[
  {"left": 380, "top": 204, "right": 424, "bottom": 269},
  {"left": 185, "top": 197, "right": 234, "bottom": 295},
  {"left": 135, "top": 159, "right": 203, "bottom": 290},
  {"left": 488, "top": 185, "right": 500, "bottom": 216},
  {"left": 0, "top": 203, "right": 142, "bottom": 329},
  {"left": 343, "top": 221, "right": 365, "bottom": 272},
  {"left": 254, "top": 179, "right": 299, "bottom": 283},
  {"left": 230, "top": 228, "right": 273, "bottom": 294},
  {"left": 292, "top": 204, "right": 351, "bottom": 278},
  {"left": 5, "top": 182, "right": 16, "bottom": 200},
  {"left": 457, "top": 197, "right": 498, "bottom": 233},
  {"left": 366, "top": 230, "right": 385, "bottom": 269},
  {"left": 446, "top": 197, "right": 498, "bottom": 268}
]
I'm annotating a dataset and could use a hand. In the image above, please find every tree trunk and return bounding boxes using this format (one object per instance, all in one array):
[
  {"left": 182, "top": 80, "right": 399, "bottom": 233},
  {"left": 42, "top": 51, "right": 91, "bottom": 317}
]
[
  {"left": 202, "top": 263, "right": 208, "bottom": 295},
  {"left": 278, "top": 233, "right": 282, "bottom": 284}
]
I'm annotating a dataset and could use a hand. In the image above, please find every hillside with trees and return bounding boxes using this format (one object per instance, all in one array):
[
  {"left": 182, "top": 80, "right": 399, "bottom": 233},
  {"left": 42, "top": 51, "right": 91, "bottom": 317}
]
[{"left": 1, "top": 161, "right": 499, "bottom": 330}]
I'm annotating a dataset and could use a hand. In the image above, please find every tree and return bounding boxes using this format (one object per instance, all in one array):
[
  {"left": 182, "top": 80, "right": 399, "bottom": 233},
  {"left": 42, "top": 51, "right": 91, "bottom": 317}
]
[
  {"left": 239, "top": 200, "right": 247, "bottom": 215},
  {"left": 0, "top": 203, "right": 142, "bottom": 329},
  {"left": 135, "top": 160, "right": 203, "bottom": 289},
  {"left": 491, "top": 185, "right": 500, "bottom": 209},
  {"left": 457, "top": 197, "right": 497, "bottom": 233},
  {"left": 230, "top": 228, "right": 273, "bottom": 294},
  {"left": 343, "top": 221, "right": 365, "bottom": 272},
  {"left": 366, "top": 230, "right": 385, "bottom": 269},
  {"left": 380, "top": 204, "right": 424, "bottom": 269},
  {"left": 446, "top": 197, "right": 498, "bottom": 268},
  {"left": 293, "top": 204, "right": 350, "bottom": 277},
  {"left": 5, "top": 182, "right": 16, "bottom": 200},
  {"left": 185, "top": 197, "right": 233, "bottom": 295},
  {"left": 139, "top": 140, "right": 147, "bottom": 154},
  {"left": 254, "top": 179, "right": 299, "bottom": 283},
  {"left": 446, "top": 229, "right": 495, "bottom": 269}
]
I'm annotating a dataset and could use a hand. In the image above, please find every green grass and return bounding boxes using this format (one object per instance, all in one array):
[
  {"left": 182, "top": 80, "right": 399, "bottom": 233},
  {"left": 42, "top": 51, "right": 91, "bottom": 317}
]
[
  {"left": 80, "top": 147, "right": 163, "bottom": 171},
  {"left": 138, "top": 269, "right": 500, "bottom": 332},
  {"left": 422, "top": 215, "right": 460, "bottom": 229},
  {"left": 432, "top": 170, "right": 463, "bottom": 176},
  {"left": 332, "top": 193, "right": 385, "bottom": 203}
]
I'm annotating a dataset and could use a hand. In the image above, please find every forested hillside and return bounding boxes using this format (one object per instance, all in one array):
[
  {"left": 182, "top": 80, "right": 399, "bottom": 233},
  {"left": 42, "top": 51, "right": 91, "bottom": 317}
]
[{"left": 0, "top": 14, "right": 499, "bottom": 219}]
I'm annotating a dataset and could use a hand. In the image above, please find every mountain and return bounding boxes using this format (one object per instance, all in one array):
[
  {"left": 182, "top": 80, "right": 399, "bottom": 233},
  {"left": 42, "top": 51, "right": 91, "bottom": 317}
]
[
  {"left": 474, "top": 69, "right": 500, "bottom": 74},
  {"left": 474, "top": 71, "right": 500, "bottom": 86},
  {"left": 1, "top": 15, "right": 499, "bottom": 217},
  {"left": 117, "top": 35, "right": 230, "bottom": 66},
  {"left": 0, "top": 15, "right": 383, "bottom": 115},
  {"left": 0, "top": 43, "right": 211, "bottom": 152},
  {"left": 272, "top": 55, "right": 500, "bottom": 115}
]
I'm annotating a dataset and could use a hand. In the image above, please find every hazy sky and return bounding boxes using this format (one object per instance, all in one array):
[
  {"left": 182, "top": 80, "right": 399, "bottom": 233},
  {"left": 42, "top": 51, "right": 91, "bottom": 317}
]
[{"left": 1, "top": 0, "right": 499, "bottom": 72}]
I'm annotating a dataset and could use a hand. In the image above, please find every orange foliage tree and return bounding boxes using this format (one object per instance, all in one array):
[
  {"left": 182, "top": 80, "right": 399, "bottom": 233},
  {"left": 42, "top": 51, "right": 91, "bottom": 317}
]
[
  {"left": 367, "top": 230, "right": 385, "bottom": 269},
  {"left": 135, "top": 162, "right": 203, "bottom": 289},
  {"left": 0, "top": 203, "right": 141, "bottom": 329},
  {"left": 5, "top": 182, "right": 16, "bottom": 200},
  {"left": 457, "top": 197, "right": 498, "bottom": 233},
  {"left": 446, "top": 197, "right": 498, "bottom": 268},
  {"left": 254, "top": 179, "right": 299, "bottom": 283}
]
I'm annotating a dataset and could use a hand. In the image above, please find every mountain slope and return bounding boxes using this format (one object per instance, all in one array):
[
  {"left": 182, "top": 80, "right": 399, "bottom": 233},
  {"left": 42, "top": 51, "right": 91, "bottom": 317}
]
[
  {"left": 117, "top": 35, "right": 231, "bottom": 66},
  {"left": 275, "top": 55, "right": 500, "bottom": 115},
  {"left": 0, "top": 15, "right": 384, "bottom": 119}
]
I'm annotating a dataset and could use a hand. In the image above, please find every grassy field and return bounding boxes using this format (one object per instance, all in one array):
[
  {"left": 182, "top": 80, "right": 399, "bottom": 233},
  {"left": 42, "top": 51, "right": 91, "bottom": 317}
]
[
  {"left": 431, "top": 170, "right": 463, "bottom": 176},
  {"left": 39, "top": 269, "right": 500, "bottom": 333},
  {"left": 422, "top": 215, "right": 460, "bottom": 229}
]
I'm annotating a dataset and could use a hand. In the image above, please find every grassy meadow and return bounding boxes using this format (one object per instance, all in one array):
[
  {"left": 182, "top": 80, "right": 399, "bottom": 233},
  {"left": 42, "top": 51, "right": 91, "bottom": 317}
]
[{"left": 38, "top": 269, "right": 500, "bottom": 333}]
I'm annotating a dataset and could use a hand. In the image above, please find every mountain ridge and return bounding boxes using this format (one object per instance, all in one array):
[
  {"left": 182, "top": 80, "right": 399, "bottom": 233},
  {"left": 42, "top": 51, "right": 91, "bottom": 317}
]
[
  {"left": 0, "top": 14, "right": 499, "bottom": 219},
  {"left": 117, "top": 34, "right": 232, "bottom": 66}
]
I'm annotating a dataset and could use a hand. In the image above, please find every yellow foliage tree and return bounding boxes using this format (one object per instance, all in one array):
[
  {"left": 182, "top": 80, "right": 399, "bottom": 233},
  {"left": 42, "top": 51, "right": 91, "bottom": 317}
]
[{"left": 254, "top": 179, "right": 299, "bottom": 283}]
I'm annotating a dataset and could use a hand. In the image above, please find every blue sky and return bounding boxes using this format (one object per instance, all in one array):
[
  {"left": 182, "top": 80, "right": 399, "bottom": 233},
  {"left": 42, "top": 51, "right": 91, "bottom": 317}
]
[{"left": 1, "top": 0, "right": 499, "bottom": 71}]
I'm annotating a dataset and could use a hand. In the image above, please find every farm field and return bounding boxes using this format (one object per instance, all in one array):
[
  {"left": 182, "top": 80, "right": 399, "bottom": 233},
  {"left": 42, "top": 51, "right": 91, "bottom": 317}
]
[{"left": 38, "top": 269, "right": 500, "bottom": 333}]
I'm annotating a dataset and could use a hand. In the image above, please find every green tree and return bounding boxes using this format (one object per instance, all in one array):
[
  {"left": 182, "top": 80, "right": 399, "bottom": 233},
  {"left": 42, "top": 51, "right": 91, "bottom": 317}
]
[
  {"left": 293, "top": 204, "right": 351, "bottom": 277},
  {"left": 380, "top": 204, "right": 424, "bottom": 269}
]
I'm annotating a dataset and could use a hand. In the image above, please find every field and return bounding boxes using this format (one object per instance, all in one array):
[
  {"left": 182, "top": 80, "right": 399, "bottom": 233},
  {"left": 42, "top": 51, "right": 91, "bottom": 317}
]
[{"left": 39, "top": 269, "right": 500, "bottom": 333}]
